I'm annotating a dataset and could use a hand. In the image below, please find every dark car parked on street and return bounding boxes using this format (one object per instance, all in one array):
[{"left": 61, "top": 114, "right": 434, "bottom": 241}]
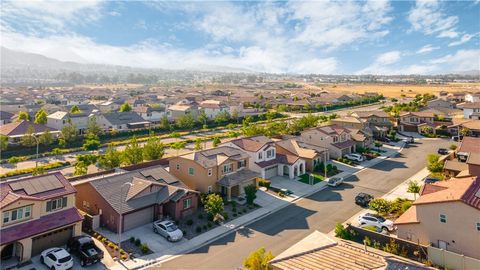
[
  {"left": 67, "top": 236, "right": 104, "bottom": 266},
  {"left": 355, "top": 192, "right": 374, "bottom": 207},
  {"left": 437, "top": 148, "right": 449, "bottom": 155}
]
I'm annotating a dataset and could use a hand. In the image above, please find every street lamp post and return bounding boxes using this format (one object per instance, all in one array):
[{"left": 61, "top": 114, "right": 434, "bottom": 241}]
[
  {"left": 118, "top": 182, "right": 133, "bottom": 256},
  {"left": 32, "top": 135, "right": 40, "bottom": 169}
]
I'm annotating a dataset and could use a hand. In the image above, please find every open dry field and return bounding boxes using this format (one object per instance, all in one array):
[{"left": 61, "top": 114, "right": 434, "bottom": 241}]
[{"left": 303, "top": 82, "right": 480, "bottom": 98}]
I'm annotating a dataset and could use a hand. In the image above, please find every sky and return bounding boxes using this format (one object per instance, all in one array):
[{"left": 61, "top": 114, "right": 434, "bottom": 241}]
[{"left": 1, "top": 0, "right": 479, "bottom": 75}]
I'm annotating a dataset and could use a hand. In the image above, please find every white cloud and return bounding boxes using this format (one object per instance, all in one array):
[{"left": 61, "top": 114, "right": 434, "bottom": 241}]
[
  {"left": 448, "top": 33, "right": 477, "bottom": 47},
  {"left": 289, "top": 58, "right": 338, "bottom": 74},
  {"left": 408, "top": 0, "right": 459, "bottom": 38},
  {"left": 429, "top": 49, "right": 480, "bottom": 71},
  {"left": 417, "top": 44, "right": 440, "bottom": 54},
  {"left": 356, "top": 51, "right": 403, "bottom": 74}
]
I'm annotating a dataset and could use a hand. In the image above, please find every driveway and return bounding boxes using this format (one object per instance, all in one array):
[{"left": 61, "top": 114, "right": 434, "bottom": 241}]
[{"left": 26, "top": 252, "right": 107, "bottom": 270}]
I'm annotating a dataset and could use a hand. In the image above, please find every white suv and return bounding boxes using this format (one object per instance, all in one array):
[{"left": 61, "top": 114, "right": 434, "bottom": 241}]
[
  {"left": 344, "top": 153, "right": 364, "bottom": 162},
  {"left": 358, "top": 213, "right": 395, "bottom": 232},
  {"left": 40, "top": 248, "right": 74, "bottom": 270}
]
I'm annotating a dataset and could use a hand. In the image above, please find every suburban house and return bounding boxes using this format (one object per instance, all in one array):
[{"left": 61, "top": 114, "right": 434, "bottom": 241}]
[
  {"left": 351, "top": 111, "right": 393, "bottom": 138},
  {"left": 398, "top": 111, "right": 435, "bottom": 134},
  {"left": 0, "top": 111, "right": 14, "bottom": 125},
  {"left": 97, "top": 100, "right": 120, "bottom": 112},
  {"left": 457, "top": 102, "right": 480, "bottom": 119},
  {"left": 464, "top": 93, "right": 480, "bottom": 103},
  {"left": 0, "top": 173, "right": 83, "bottom": 265},
  {"left": 427, "top": 98, "right": 456, "bottom": 109},
  {"left": 134, "top": 106, "right": 166, "bottom": 124},
  {"left": 446, "top": 136, "right": 480, "bottom": 177},
  {"left": 275, "top": 138, "right": 328, "bottom": 172},
  {"left": 269, "top": 231, "right": 428, "bottom": 270},
  {"left": 395, "top": 177, "right": 480, "bottom": 259},
  {"left": 96, "top": 111, "right": 150, "bottom": 131},
  {"left": 169, "top": 146, "right": 259, "bottom": 201},
  {"left": 0, "top": 120, "right": 59, "bottom": 143},
  {"left": 223, "top": 136, "right": 307, "bottom": 180},
  {"left": 47, "top": 111, "right": 91, "bottom": 134},
  {"left": 448, "top": 119, "right": 480, "bottom": 137},
  {"left": 330, "top": 116, "right": 365, "bottom": 130},
  {"left": 74, "top": 167, "right": 198, "bottom": 233},
  {"left": 300, "top": 125, "right": 356, "bottom": 159},
  {"left": 167, "top": 100, "right": 199, "bottom": 121},
  {"left": 349, "top": 128, "right": 374, "bottom": 149},
  {"left": 199, "top": 100, "right": 230, "bottom": 119}
]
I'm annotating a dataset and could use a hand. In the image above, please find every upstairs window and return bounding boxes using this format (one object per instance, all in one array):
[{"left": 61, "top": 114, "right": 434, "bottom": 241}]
[
  {"left": 47, "top": 197, "right": 67, "bottom": 212},
  {"left": 223, "top": 164, "right": 233, "bottom": 174},
  {"left": 188, "top": 167, "right": 194, "bottom": 175},
  {"left": 3, "top": 205, "right": 32, "bottom": 224},
  {"left": 238, "top": 160, "right": 246, "bottom": 168},
  {"left": 258, "top": 152, "right": 263, "bottom": 159},
  {"left": 266, "top": 149, "right": 275, "bottom": 159},
  {"left": 440, "top": 214, "right": 447, "bottom": 223},
  {"left": 333, "top": 136, "right": 338, "bottom": 143}
]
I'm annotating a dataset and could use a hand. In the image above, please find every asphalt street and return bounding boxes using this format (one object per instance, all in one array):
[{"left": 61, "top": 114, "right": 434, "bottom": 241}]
[{"left": 156, "top": 138, "right": 452, "bottom": 270}]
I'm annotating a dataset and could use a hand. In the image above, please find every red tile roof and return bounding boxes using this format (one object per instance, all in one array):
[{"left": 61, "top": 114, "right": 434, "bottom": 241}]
[
  {"left": 0, "top": 120, "right": 57, "bottom": 137},
  {"left": 458, "top": 136, "right": 480, "bottom": 153}
]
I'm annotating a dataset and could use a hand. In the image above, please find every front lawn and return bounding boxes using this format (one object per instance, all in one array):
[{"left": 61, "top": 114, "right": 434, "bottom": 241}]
[{"left": 299, "top": 173, "right": 324, "bottom": 185}]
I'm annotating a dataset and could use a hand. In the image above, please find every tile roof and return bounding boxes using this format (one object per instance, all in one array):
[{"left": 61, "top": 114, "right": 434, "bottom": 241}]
[
  {"left": 313, "top": 124, "right": 352, "bottom": 136},
  {"left": 0, "top": 120, "right": 58, "bottom": 137},
  {"left": 0, "top": 111, "right": 14, "bottom": 121},
  {"left": 353, "top": 110, "right": 390, "bottom": 118},
  {"left": 0, "top": 208, "right": 83, "bottom": 245},
  {"left": 458, "top": 136, "right": 480, "bottom": 153},
  {"left": 229, "top": 136, "right": 273, "bottom": 152},
  {"left": 394, "top": 206, "right": 419, "bottom": 225},
  {"left": 400, "top": 111, "right": 435, "bottom": 118},
  {"left": 275, "top": 139, "right": 321, "bottom": 159},
  {"left": 332, "top": 139, "right": 356, "bottom": 149},
  {"left": 217, "top": 169, "right": 260, "bottom": 187},
  {"left": 179, "top": 146, "right": 249, "bottom": 168},
  {"left": 100, "top": 112, "right": 145, "bottom": 125},
  {"left": 457, "top": 102, "right": 480, "bottom": 109},
  {"left": 443, "top": 160, "right": 469, "bottom": 172},
  {"left": 255, "top": 153, "right": 299, "bottom": 168}
]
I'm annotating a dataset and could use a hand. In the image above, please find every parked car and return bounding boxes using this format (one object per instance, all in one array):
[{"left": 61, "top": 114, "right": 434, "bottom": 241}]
[
  {"left": 67, "top": 236, "right": 104, "bottom": 266},
  {"left": 40, "top": 248, "right": 74, "bottom": 270},
  {"left": 153, "top": 220, "right": 183, "bottom": 242},
  {"left": 424, "top": 176, "right": 440, "bottom": 184},
  {"left": 377, "top": 137, "right": 391, "bottom": 143},
  {"left": 437, "top": 148, "right": 449, "bottom": 155},
  {"left": 327, "top": 177, "right": 344, "bottom": 187},
  {"left": 358, "top": 213, "right": 395, "bottom": 232},
  {"left": 355, "top": 192, "right": 373, "bottom": 207},
  {"left": 452, "top": 135, "right": 463, "bottom": 142},
  {"left": 402, "top": 137, "right": 414, "bottom": 144},
  {"left": 344, "top": 153, "right": 365, "bottom": 162}
]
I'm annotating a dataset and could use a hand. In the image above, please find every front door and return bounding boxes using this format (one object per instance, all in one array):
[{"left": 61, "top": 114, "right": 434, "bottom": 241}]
[{"left": 438, "top": 240, "right": 448, "bottom": 250}]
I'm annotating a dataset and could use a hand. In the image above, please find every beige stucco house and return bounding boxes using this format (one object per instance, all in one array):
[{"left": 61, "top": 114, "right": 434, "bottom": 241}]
[
  {"left": 395, "top": 177, "right": 480, "bottom": 259},
  {"left": 0, "top": 173, "right": 83, "bottom": 267},
  {"left": 300, "top": 124, "right": 356, "bottom": 159}
]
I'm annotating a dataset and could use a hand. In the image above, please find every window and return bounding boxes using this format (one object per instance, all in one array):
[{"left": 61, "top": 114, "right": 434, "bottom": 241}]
[
  {"left": 188, "top": 167, "right": 194, "bottom": 175},
  {"left": 46, "top": 197, "right": 67, "bottom": 212},
  {"left": 258, "top": 152, "right": 263, "bottom": 159},
  {"left": 238, "top": 160, "right": 246, "bottom": 168},
  {"left": 208, "top": 168, "right": 212, "bottom": 176},
  {"left": 440, "top": 214, "right": 447, "bottom": 223},
  {"left": 207, "top": 186, "right": 213, "bottom": 193},
  {"left": 183, "top": 198, "right": 192, "bottom": 209},
  {"left": 82, "top": 201, "right": 90, "bottom": 210},
  {"left": 176, "top": 164, "right": 180, "bottom": 170},
  {"left": 266, "top": 149, "right": 275, "bottom": 159},
  {"left": 341, "top": 134, "right": 346, "bottom": 141},
  {"left": 476, "top": 223, "right": 480, "bottom": 232},
  {"left": 333, "top": 136, "right": 338, "bottom": 143},
  {"left": 223, "top": 164, "right": 233, "bottom": 174},
  {"left": 3, "top": 205, "right": 32, "bottom": 224}
]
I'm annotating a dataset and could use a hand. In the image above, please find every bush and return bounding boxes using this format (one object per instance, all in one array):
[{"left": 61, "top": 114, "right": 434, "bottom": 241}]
[
  {"left": 233, "top": 213, "right": 237, "bottom": 217},
  {"left": 129, "top": 237, "right": 135, "bottom": 243},
  {"left": 449, "top": 144, "right": 457, "bottom": 150},
  {"left": 108, "top": 242, "right": 115, "bottom": 249},
  {"left": 258, "top": 179, "right": 271, "bottom": 189},
  {"left": 223, "top": 212, "right": 229, "bottom": 220},
  {"left": 207, "top": 222, "right": 212, "bottom": 228},
  {"left": 232, "top": 207, "right": 237, "bottom": 213},
  {"left": 186, "top": 219, "right": 194, "bottom": 226},
  {"left": 134, "top": 239, "right": 141, "bottom": 246},
  {"left": 364, "top": 236, "right": 372, "bottom": 247},
  {"left": 231, "top": 201, "right": 237, "bottom": 208},
  {"left": 196, "top": 226, "right": 202, "bottom": 233},
  {"left": 244, "top": 184, "right": 257, "bottom": 205},
  {"left": 198, "top": 214, "right": 203, "bottom": 219},
  {"left": 140, "top": 243, "right": 150, "bottom": 254},
  {"left": 334, "top": 223, "right": 355, "bottom": 240},
  {"left": 182, "top": 230, "right": 187, "bottom": 236},
  {"left": 243, "top": 208, "right": 247, "bottom": 213},
  {"left": 368, "top": 198, "right": 392, "bottom": 215},
  {"left": 120, "top": 254, "right": 127, "bottom": 260}
]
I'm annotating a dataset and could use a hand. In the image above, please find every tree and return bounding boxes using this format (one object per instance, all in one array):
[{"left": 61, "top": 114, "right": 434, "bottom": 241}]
[
  {"left": 231, "top": 109, "right": 239, "bottom": 123},
  {"left": 86, "top": 116, "right": 102, "bottom": 135},
  {"left": 194, "top": 138, "right": 203, "bottom": 151},
  {"left": 83, "top": 132, "right": 100, "bottom": 150},
  {"left": 459, "top": 127, "right": 470, "bottom": 136},
  {"left": 8, "top": 156, "right": 21, "bottom": 168},
  {"left": 449, "top": 144, "right": 457, "bottom": 150},
  {"left": 244, "top": 184, "right": 257, "bottom": 205},
  {"left": 34, "top": 109, "right": 48, "bottom": 124},
  {"left": 61, "top": 120, "right": 78, "bottom": 146},
  {"left": 198, "top": 109, "right": 208, "bottom": 125},
  {"left": 243, "top": 247, "right": 274, "bottom": 270},
  {"left": 368, "top": 198, "right": 392, "bottom": 215},
  {"left": 214, "top": 111, "right": 230, "bottom": 125},
  {"left": 212, "top": 136, "right": 221, "bottom": 147},
  {"left": 17, "top": 111, "right": 30, "bottom": 122},
  {"left": 123, "top": 136, "right": 143, "bottom": 165},
  {"left": 0, "top": 135, "right": 8, "bottom": 151},
  {"left": 74, "top": 161, "right": 88, "bottom": 176},
  {"left": 39, "top": 128, "right": 54, "bottom": 146},
  {"left": 171, "top": 141, "right": 186, "bottom": 156},
  {"left": 427, "top": 154, "right": 443, "bottom": 173},
  {"left": 98, "top": 144, "right": 121, "bottom": 169},
  {"left": 160, "top": 115, "right": 170, "bottom": 130},
  {"left": 21, "top": 125, "right": 37, "bottom": 147},
  {"left": 203, "top": 194, "right": 224, "bottom": 220},
  {"left": 176, "top": 113, "right": 195, "bottom": 129},
  {"left": 143, "top": 135, "right": 165, "bottom": 160},
  {"left": 119, "top": 102, "right": 132, "bottom": 112},
  {"left": 70, "top": 105, "right": 82, "bottom": 114},
  {"left": 407, "top": 180, "right": 421, "bottom": 200}
]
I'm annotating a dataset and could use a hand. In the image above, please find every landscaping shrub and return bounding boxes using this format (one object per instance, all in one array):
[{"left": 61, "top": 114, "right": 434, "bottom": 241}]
[
  {"left": 196, "top": 226, "right": 202, "bottom": 233},
  {"left": 129, "top": 237, "right": 135, "bottom": 243},
  {"left": 222, "top": 212, "right": 229, "bottom": 220},
  {"left": 203, "top": 225, "right": 207, "bottom": 230},
  {"left": 334, "top": 223, "right": 355, "bottom": 240},
  {"left": 134, "top": 239, "right": 141, "bottom": 246},
  {"left": 120, "top": 254, "right": 127, "bottom": 260},
  {"left": 182, "top": 230, "right": 187, "bottom": 236},
  {"left": 232, "top": 207, "right": 237, "bottom": 213},
  {"left": 449, "top": 144, "right": 457, "bottom": 150},
  {"left": 258, "top": 179, "right": 271, "bottom": 189},
  {"left": 368, "top": 198, "right": 392, "bottom": 215},
  {"left": 364, "top": 236, "right": 372, "bottom": 247},
  {"left": 186, "top": 219, "right": 194, "bottom": 226},
  {"left": 207, "top": 222, "right": 212, "bottom": 228},
  {"left": 231, "top": 201, "right": 237, "bottom": 208},
  {"left": 244, "top": 184, "right": 257, "bottom": 205},
  {"left": 243, "top": 208, "right": 247, "bottom": 213},
  {"left": 233, "top": 213, "right": 237, "bottom": 217},
  {"left": 198, "top": 214, "right": 203, "bottom": 219},
  {"left": 140, "top": 243, "right": 150, "bottom": 254},
  {"left": 0, "top": 161, "right": 70, "bottom": 178}
]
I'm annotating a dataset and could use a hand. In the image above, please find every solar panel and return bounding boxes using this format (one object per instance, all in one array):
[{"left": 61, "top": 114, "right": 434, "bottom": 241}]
[{"left": 9, "top": 175, "right": 63, "bottom": 195}]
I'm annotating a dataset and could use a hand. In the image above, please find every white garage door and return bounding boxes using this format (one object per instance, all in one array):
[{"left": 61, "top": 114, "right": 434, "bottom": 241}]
[
  {"left": 123, "top": 207, "right": 154, "bottom": 232},
  {"left": 264, "top": 166, "right": 278, "bottom": 179}
]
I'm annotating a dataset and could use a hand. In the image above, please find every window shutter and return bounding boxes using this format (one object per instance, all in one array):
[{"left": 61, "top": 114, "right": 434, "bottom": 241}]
[
  {"left": 46, "top": 201, "right": 52, "bottom": 212},
  {"left": 62, "top": 197, "right": 67, "bottom": 207}
]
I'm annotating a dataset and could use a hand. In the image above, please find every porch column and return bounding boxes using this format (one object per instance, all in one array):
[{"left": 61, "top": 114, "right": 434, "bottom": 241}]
[{"left": 227, "top": 187, "right": 232, "bottom": 202}]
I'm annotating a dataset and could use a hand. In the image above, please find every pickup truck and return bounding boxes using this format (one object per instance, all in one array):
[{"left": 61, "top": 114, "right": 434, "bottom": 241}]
[{"left": 67, "top": 236, "right": 104, "bottom": 266}]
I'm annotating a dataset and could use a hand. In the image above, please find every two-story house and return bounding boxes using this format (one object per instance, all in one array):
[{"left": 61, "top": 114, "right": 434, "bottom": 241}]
[
  {"left": 427, "top": 98, "right": 456, "bottom": 109},
  {"left": 199, "top": 100, "right": 230, "bottom": 119},
  {"left": 134, "top": 106, "right": 166, "bottom": 124},
  {"left": 96, "top": 111, "right": 150, "bottom": 131},
  {"left": 0, "top": 173, "right": 83, "bottom": 266},
  {"left": 395, "top": 177, "right": 480, "bottom": 259},
  {"left": 458, "top": 102, "right": 480, "bottom": 119},
  {"left": 74, "top": 167, "right": 198, "bottom": 232},
  {"left": 351, "top": 111, "right": 393, "bottom": 138},
  {"left": 275, "top": 139, "right": 328, "bottom": 172},
  {"left": 167, "top": 99, "right": 199, "bottom": 121},
  {"left": 223, "top": 136, "right": 306, "bottom": 180},
  {"left": 300, "top": 125, "right": 356, "bottom": 159},
  {"left": 169, "top": 146, "right": 260, "bottom": 201},
  {"left": 398, "top": 111, "right": 435, "bottom": 133},
  {"left": 47, "top": 111, "right": 91, "bottom": 134}
]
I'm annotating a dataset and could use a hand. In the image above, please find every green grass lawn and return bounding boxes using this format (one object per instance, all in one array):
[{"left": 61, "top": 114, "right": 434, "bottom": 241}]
[{"left": 299, "top": 173, "right": 324, "bottom": 185}]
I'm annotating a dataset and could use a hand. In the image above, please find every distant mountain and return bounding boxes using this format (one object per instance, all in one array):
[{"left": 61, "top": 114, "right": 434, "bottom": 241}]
[{"left": 453, "top": 70, "right": 480, "bottom": 76}]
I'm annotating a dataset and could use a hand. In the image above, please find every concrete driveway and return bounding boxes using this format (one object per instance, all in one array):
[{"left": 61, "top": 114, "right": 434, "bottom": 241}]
[{"left": 26, "top": 252, "right": 107, "bottom": 270}]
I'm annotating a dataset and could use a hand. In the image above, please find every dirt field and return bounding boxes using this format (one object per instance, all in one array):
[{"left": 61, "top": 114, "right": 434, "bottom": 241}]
[{"left": 303, "top": 83, "right": 480, "bottom": 98}]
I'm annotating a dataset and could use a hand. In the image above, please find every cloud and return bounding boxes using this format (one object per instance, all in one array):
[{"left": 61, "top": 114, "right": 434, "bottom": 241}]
[
  {"left": 356, "top": 51, "right": 403, "bottom": 74},
  {"left": 448, "top": 33, "right": 477, "bottom": 47},
  {"left": 408, "top": 0, "right": 459, "bottom": 38},
  {"left": 417, "top": 44, "right": 440, "bottom": 54},
  {"left": 429, "top": 49, "right": 480, "bottom": 71}
]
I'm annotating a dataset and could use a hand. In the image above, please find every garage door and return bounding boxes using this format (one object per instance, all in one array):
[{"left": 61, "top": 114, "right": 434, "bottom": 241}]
[
  {"left": 123, "top": 207, "right": 154, "bottom": 232},
  {"left": 264, "top": 166, "right": 278, "bottom": 179},
  {"left": 31, "top": 226, "right": 73, "bottom": 256}
]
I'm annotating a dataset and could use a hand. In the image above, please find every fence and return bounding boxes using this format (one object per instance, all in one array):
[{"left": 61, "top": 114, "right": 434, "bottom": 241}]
[{"left": 428, "top": 246, "right": 480, "bottom": 270}]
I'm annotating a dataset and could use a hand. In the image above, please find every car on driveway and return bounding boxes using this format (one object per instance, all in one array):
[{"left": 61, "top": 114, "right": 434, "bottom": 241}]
[
  {"left": 355, "top": 192, "right": 373, "bottom": 207},
  {"left": 358, "top": 213, "right": 395, "bottom": 232},
  {"left": 344, "top": 153, "right": 365, "bottom": 162},
  {"left": 327, "top": 177, "right": 344, "bottom": 187},
  {"left": 67, "top": 235, "right": 103, "bottom": 266},
  {"left": 40, "top": 248, "right": 74, "bottom": 270},
  {"left": 424, "top": 176, "right": 440, "bottom": 184},
  {"left": 437, "top": 148, "right": 449, "bottom": 155},
  {"left": 402, "top": 137, "right": 414, "bottom": 144},
  {"left": 153, "top": 220, "right": 183, "bottom": 242}
]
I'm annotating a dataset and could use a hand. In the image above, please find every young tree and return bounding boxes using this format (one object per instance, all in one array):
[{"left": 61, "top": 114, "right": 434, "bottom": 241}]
[
  {"left": 119, "top": 102, "right": 132, "bottom": 112},
  {"left": 17, "top": 111, "right": 30, "bottom": 122},
  {"left": 74, "top": 154, "right": 97, "bottom": 175},
  {"left": 160, "top": 115, "right": 170, "bottom": 130},
  {"left": 74, "top": 161, "right": 88, "bottom": 176},
  {"left": 214, "top": 111, "right": 230, "bottom": 125},
  {"left": 407, "top": 180, "right": 421, "bottom": 200},
  {"left": 39, "top": 128, "right": 54, "bottom": 146},
  {"left": 70, "top": 105, "right": 82, "bottom": 114},
  {"left": 212, "top": 136, "right": 221, "bottom": 147},
  {"left": 170, "top": 132, "right": 181, "bottom": 141},
  {"left": 61, "top": 120, "right": 78, "bottom": 146},
  {"left": 171, "top": 141, "right": 186, "bottom": 156},
  {"left": 459, "top": 127, "right": 470, "bottom": 136},
  {"left": 83, "top": 132, "right": 100, "bottom": 151},
  {"left": 123, "top": 136, "right": 143, "bottom": 165},
  {"left": 244, "top": 184, "right": 257, "bottom": 205},
  {"left": 34, "top": 109, "right": 48, "bottom": 124},
  {"left": 194, "top": 138, "right": 203, "bottom": 151},
  {"left": 86, "top": 116, "right": 102, "bottom": 135},
  {"left": 427, "top": 154, "right": 443, "bottom": 173},
  {"left": 368, "top": 198, "right": 392, "bottom": 215},
  {"left": 176, "top": 113, "right": 195, "bottom": 129},
  {"left": 98, "top": 144, "right": 121, "bottom": 169},
  {"left": 143, "top": 135, "right": 165, "bottom": 160},
  {"left": 203, "top": 194, "right": 224, "bottom": 220},
  {"left": 21, "top": 125, "right": 37, "bottom": 147},
  {"left": 449, "top": 144, "right": 457, "bottom": 150},
  {"left": 243, "top": 247, "right": 274, "bottom": 270},
  {"left": 231, "top": 109, "right": 239, "bottom": 123},
  {"left": 0, "top": 135, "right": 8, "bottom": 151},
  {"left": 198, "top": 109, "right": 208, "bottom": 126}
]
